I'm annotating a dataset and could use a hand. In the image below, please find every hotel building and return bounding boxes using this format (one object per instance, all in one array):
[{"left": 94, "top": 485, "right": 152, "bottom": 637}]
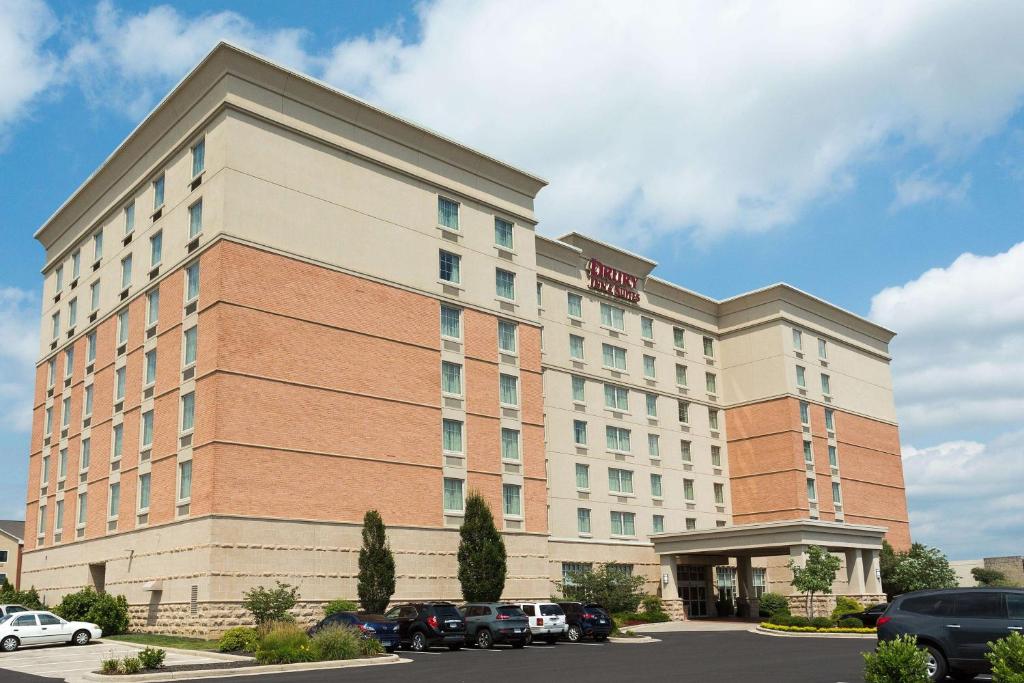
[{"left": 23, "top": 44, "right": 908, "bottom": 632}]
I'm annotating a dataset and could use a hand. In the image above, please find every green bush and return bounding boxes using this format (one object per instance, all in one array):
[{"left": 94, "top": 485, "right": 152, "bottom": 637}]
[
  {"left": 254, "top": 621, "right": 313, "bottom": 665},
  {"left": 839, "top": 617, "right": 864, "bottom": 628},
  {"left": 557, "top": 564, "right": 646, "bottom": 614},
  {"left": 788, "top": 615, "right": 811, "bottom": 627},
  {"left": 832, "top": 596, "right": 863, "bottom": 620},
  {"left": 99, "top": 658, "right": 119, "bottom": 675},
  {"left": 310, "top": 625, "right": 364, "bottom": 661},
  {"left": 759, "top": 592, "right": 789, "bottom": 617},
  {"left": 52, "top": 588, "right": 129, "bottom": 636},
  {"left": 243, "top": 582, "right": 299, "bottom": 628},
  {"left": 811, "top": 616, "right": 836, "bottom": 629},
  {"left": 357, "top": 510, "right": 396, "bottom": 613},
  {"left": 137, "top": 647, "right": 166, "bottom": 670},
  {"left": 359, "top": 636, "right": 385, "bottom": 657},
  {"left": 641, "top": 595, "right": 663, "bottom": 614},
  {"left": 863, "top": 634, "right": 929, "bottom": 683},
  {"left": 218, "top": 626, "right": 259, "bottom": 653},
  {"left": 987, "top": 631, "right": 1024, "bottom": 683},
  {"left": 611, "top": 610, "right": 670, "bottom": 625},
  {"left": 119, "top": 657, "right": 143, "bottom": 675},
  {"left": 323, "top": 600, "right": 359, "bottom": 617},
  {"left": 0, "top": 582, "right": 45, "bottom": 610}
]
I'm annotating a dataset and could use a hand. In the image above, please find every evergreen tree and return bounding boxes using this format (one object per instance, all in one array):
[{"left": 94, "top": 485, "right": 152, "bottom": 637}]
[
  {"left": 357, "top": 510, "right": 396, "bottom": 613},
  {"left": 457, "top": 492, "right": 507, "bottom": 601},
  {"left": 788, "top": 545, "right": 841, "bottom": 618}
]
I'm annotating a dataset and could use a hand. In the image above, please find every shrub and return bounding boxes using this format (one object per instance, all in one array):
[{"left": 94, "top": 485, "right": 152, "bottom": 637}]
[
  {"left": 811, "top": 616, "right": 836, "bottom": 629},
  {"left": 219, "top": 626, "right": 259, "bottom": 653},
  {"left": 53, "top": 588, "right": 99, "bottom": 621},
  {"left": 323, "top": 600, "right": 359, "bottom": 617},
  {"left": 759, "top": 592, "right": 789, "bottom": 617},
  {"left": 137, "top": 647, "right": 166, "bottom": 670},
  {"left": 457, "top": 492, "right": 507, "bottom": 602},
  {"left": 254, "top": 621, "right": 313, "bottom": 665},
  {"left": 641, "top": 595, "right": 663, "bottom": 614},
  {"left": 243, "top": 582, "right": 299, "bottom": 628},
  {"left": 611, "top": 610, "right": 670, "bottom": 625},
  {"left": 839, "top": 617, "right": 864, "bottom": 628},
  {"left": 53, "top": 588, "right": 130, "bottom": 636},
  {"left": 987, "top": 631, "right": 1024, "bottom": 683},
  {"left": 119, "top": 657, "right": 143, "bottom": 675},
  {"left": 310, "top": 625, "right": 363, "bottom": 661},
  {"left": 360, "top": 637, "right": 385, "bottom": 657},
  {"left": 0, "top": 583, "right": 45, "bottom": 610},
  {"left": 863, "top": 634, "right": 929, "bottom": 683},
  {"left": 99, "top": 658, "right": 120, "bottom": 675},
  {"left": 557, "top": 563, "right": 646, "bottom": 614},
  {"left": 357, "top": 510, "right": 396, "bottom": 613},
  {"left": 832, "top": 596, "right": 863, "bottom": 620},
  {"left": 788, "top": 615, "right": 811, "bottom": 627}
]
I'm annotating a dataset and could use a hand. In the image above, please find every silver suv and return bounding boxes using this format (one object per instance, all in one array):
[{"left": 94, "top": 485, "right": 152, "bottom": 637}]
[
  {"left": 514, "top": 602, "right": 567, "bottom": 645},
  {"left": 0, "top": 606, "right": 29, "bottom": 619}
]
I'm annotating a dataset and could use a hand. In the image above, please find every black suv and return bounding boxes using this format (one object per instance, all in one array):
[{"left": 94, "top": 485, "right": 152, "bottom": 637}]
[
  {"left": 877, "top": 588, "right": 1024, "bottom": 681},
  {"left": 383, "top": 602, "right": 467, "bottom": 652},
  {"left": 557, "top": 602, "right": 613, "bottom": 642}
]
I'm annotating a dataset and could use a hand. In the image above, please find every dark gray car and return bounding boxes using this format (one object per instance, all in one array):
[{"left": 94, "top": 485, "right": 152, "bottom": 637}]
[{"left": 460, "top": 603, "right": 530, "bottom": 649}]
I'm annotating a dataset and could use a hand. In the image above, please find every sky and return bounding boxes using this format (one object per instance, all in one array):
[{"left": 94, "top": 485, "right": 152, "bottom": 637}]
[{"left": 0, "top": 0, "right": 1022, "bottom": 560}]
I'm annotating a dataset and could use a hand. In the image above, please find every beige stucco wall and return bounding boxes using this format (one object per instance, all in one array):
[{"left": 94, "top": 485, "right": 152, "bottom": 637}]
[{"left": 0, "top": 535, "right": 20, "bottom": 589}]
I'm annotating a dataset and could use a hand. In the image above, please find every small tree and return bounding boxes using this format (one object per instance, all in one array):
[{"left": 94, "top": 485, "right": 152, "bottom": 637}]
[
  {"left": 863, "top": 634, "right": 929, "bottom": 683},
  {"left": 973, "top": 567, "right": 1018, "bottom": 588},
  {"left": 883, "top": 543, "right": 958, "bottom": 598},
  {"left": 0, "top": 582, "right": 44, "bottom": 610},
  {"left": 357, "top": 509, "right": 396, "bottom": 613},
  {"left": 788, "top": 545, "right": 841, "bottom": 618},
  {"left": 457, "top": 492, "right": 507, "bottom": 602},
  {"left": 242, "top": 581, "right": 299, "bottom": 627},
  {"left": 556, "top": 564, "right": 646, "bottom": 614}
]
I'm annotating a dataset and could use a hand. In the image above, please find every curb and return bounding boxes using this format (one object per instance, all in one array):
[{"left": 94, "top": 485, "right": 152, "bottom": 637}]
[
  {"left": 608, "top": 636, "right": 660, "bottom": 644},
  {"left": 97, "top": 640, "right": 250, "bottom": 662},
  {"left": 80, "top": 654, "right": 405, "bottom": 681},
  {"left": 752, "top": 626, "right": 876, "bottom": 639}
]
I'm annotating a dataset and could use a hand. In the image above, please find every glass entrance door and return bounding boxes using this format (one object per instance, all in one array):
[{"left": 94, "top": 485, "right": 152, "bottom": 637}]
[{"left": 677, "top": 565, "right": 709, "bottom": 618}]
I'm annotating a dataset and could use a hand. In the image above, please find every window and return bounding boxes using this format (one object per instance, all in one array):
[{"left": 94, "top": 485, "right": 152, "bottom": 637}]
[
  {"left": 605, "top": 426, "right": 631, "bottom": 452},
  {"left": 678, "top": 400, "right": 689, "bottom": 424},
  {"left": 684, "top": 478, "right": 695, "bottom": 501},
  {"left": 188, "top": 200, "right": 203, "bottom": 239},
  {"left": 495, "top": 269, "right": 516, "bottom": 300},
  {"left": 181, "top": 391, "right": 195, "bottom": 432},
  {"left": 643, "top": 355, "right": 656, "bottom": 378},
  {"left": 150, "top": 231, "right": 163, "bottom": 266},
  {"left": 442, "top": 419, "right": 463, "bottom": 453},
  {"left": 90, "top": 281, "right": 100, "bottom": 311},
  {"left": 441, "top": 361, "right": 462, "bottom": 395},
  {"left": 68, "top": 298, "right": 78, "bottom": 327},
  {"left": 610, "top": 511, "right": 635, "bottom": 536},
  {"left": 681, "top": 439, "right": 692, "bottom": 462},
  {"left": 567, "top": 292, "right": 582, "bottom": 318},
  {"left": 608, "top": 468, "right": 634, "bottom": 494},
  {"left": 673, "top": 327, "right": 685, "bottom": 348},
  {"left": 577, "top": 508, "right": 591, "bottom": 534},
  {"left": 38, "top": 505, "right": 47, "bottom": 536},
  {"left": 954, "top": 592, "right": 1004, "bottom": 619},
  {"left": 72, "top": 250, "right": 81, "bottom": 279},
  {"left": 575, "top": 463, "right": 590, "bottom": 489},
  {"left": 711, "top": 445, "right": 721, "bottom": 467},
  {"left": 81, "top": 437, "right": 90, "bottom": 471},
  {"left": 58, "top": 448, "right": 67, "bottom": 479},
  {"left": 653, "top": 514, "right": 665, "bottom": 533},
  {"left": 498, "top": 320, "right": 517, "bottom": 353},
  {"left": 799, "top": 401, "right": 810, "bottom": 425},
  {"left": 55, "top": 264, "right": 64, "bottom": 291},
  {"left": 138, "top": 473, "right": 151, "bottom": 510},
  {"left": 178, "top": 460, "right": 193, "bottom": 501},
  {"left": 184, "top": 326, "right": 198, "bottom": 366},
  {"left": 141, "top": 410, "right": 154, "bottom": 447},
  {"left": 147, "top": 288, "right": 160, "bottom": 327},
  {"left": 41, "top": 454, "right": 50, "bottom": 483},
  {"left": 641, "top": 316, "right": 654, "bottom": 339},
  {"left": 191, "top": 138, "right": 205, "bottom": 177},
  {"left": 821, "top": 374, "right": 831, "bottom": 395},
  {"left": 443, "top": 477, "right": 464, "bottom": 511},
  {"left": 77, "top": 492, "right": 87, "bottom": 526},
  {"left": 754, "top": 568, "right": 767, "bottom": 598},
  {"left": 824, "top": 408, "right": 835, "bottom": 431},
  {"left": 569, "top": 334, "right": 585, "bottom": 360},
  {"left": 51, "top": 311, "right": 60, "bottom": 340},
  {"left": 124, "top": 202, "right": 135, "bottom": 235},
  {"left": 115, "top": 367, "right": 126, "bottom": 401},
  {"left": 501, "top": 428, "right": 520, "bottom": 461},
  {"left": 44, "top": 406, "right": 53, "bottom": 435},
  {"left": 806, "top": 478, "right": 817, "bottom": 502},
  {"left": 153, "top": 175, "right": 165, "bottom": 209},
  {"left": 117, "top": 309, "right": 129, "bottom": 345},
  {"left": 438, "top": 197, "right": 459, "bottom": 230},
  {"left": 571, "top": 375, "right": 586, "bottom": 402},
  {"left": 55, "top": 500, "right": 64, "bottom": 531},
  {"left": 87, "top": 331, "right": 97, "bottom": 363},
  {"left": 600, "top": 303, "right": 625, "bottom": 331},
  {"left": 64, "top": 348, "right": 74, "bottom": 378},
  {"left": 47, "top": 358, "right": 55, "bottom": 387},
  {"left": 573, "top": 420, "right": 588, "bottom": 445},
  {"left": 706, "top": 373, "right": 717, "bottom": 394},
  {"left": 94, "top": 230, "right": 104, "bottom": 261},
  {"left": 793, "top": 328, "right": 802, "bottom": 350},
  {"left": 831, "top": 482, "right": 842, "bottom": 505},
  {"left": 562, "top": 562, "right": 593, "bottom": 583},
  {"left": 186, "top": 262, "right": 200, "bottom": 301},
  {"left": 703, "top": 336, "right": 714, "bottom": 357},
  {"left": 120, "top": 255, "right": 132, "bottom": 290},
  {"left": 499, "top": 373, "right": 519, "bottom": 405},
  {"left": 602, "top": 344, "right": 627, "bottom": 370},
  {"left": 440, "top": 305, "right": 461, "bottom": 339},
  {"left": 536, "top": 282, "right": 543, "bottom": 306},
  {"left": 502, "top": 484, "right": 521, "bottom": 516},
  {"left": 112, "top": 424, "right": 123, "bottom": 460},
  {"left": 828, "top": 445, "right": 838, "bottom": 468},
  {"left": 714, "top": 483, "right": 725, "bottom": 505},
  {"left": 494, "top": 217, "right": 514, "bottom": 249},
  {"left": 438, "top": 250, "right": 461, "bottom": 284},
  {"left": 645, "top": 393, "right": 657, "bottom": 418},
  {"left": 803, "top": 440, "right": 813, "bottom": 462},
  {"left": 675, "top": 364, "right": 688, "bottom": 387},
  {"left": 648, "top": 433, "right": 660, "bottom": 458},
  {"left": 650, "top": 473, "right": 663, "bottom": 498},
  {"left": 686, "top": 517, "right": 697, "bottom": 530},
  {"left": 61, "top": 397, "right": 71, "bottom": 427},
  {"left": 796, "top": 365, "right": 806, "bottom": 387},
  {"left": 818, "top": 338, "right": 828, "bottom": 359},
  {"left": 603, "top": 384, "right": 628, "bottom": 410}
]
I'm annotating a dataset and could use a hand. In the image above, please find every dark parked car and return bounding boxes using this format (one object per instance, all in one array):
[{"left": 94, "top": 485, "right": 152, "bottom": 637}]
[
  {"left": 557, "top": 602, "right": 613, "bottom": 642},
  {"left": 383, "top": 602, "right": 467, "bottom": 652},
  {"left": 306, "top": 611, "right": 401, "bottom": 652},
  {"left": 460, "top": 603, "right": 530, "bottom": 648},
  {"left": 846, "top": 603, "right": 888, "bottom": 627},
  {"left": 877, "top": 588, "right": 1024, "bottom": 681}
]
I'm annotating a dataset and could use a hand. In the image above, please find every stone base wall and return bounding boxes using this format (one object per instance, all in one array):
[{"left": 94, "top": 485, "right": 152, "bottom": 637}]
[
  {"left": 785, "top": 593, "right": 886, "bottom": 618},
  {"left": 127, "top": 600, "right": 336, "bottom": 638},
  {"left": 661, "top": 598, "right": 687, "bottom": 621}
]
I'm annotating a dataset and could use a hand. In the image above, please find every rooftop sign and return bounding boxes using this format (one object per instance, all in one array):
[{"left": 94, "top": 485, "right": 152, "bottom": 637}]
[{"left": 587, "top": 258, "right": 640, "bottom": 303}]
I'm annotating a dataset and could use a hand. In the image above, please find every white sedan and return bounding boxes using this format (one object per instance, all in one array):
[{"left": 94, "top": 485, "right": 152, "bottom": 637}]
[{"left": 0, "top": 611, "right": 103, "bottom": 652}]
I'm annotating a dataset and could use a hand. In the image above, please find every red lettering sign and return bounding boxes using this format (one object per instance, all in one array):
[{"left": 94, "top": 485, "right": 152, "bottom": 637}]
[{"left": 586, "top": 258, "right": 641, "bottom": 303}]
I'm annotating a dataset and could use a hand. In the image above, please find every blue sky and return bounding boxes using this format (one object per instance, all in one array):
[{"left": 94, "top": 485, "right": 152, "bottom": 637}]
[{"left": 1, "top": 0, "right": 1022, "bottom": 560}]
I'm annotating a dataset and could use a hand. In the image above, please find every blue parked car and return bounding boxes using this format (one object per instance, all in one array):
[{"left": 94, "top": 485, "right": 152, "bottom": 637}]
[{"left": 307, "top": 611, "right": 401, "bottom": 652}]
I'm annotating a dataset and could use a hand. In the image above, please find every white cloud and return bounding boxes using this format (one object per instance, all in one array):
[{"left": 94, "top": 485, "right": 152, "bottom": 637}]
[
  {"left": 891, "top": 171, "right": 972, "bottom": 211},
  {"left": 0, "top": 0, "right": 59, "bottom": 138},
  {"left": 0, "top": 287, "right": 39, "bottom": 432}
]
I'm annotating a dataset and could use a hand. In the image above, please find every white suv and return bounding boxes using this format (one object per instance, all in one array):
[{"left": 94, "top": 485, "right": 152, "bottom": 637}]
[{"left": 514, "top": 602, "right": 567, "bottom": 645}]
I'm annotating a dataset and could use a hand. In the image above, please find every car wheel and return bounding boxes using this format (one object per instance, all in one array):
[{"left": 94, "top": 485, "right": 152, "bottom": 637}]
[
  {"left": 411, "top": 632, "right": 427, "bottom": 652},
  {"left": 1, "top": 636, "right": 19, "bottom": 653},
  {"left": 524, "top": 631, "right": 533, "bottom": 645},
  {"left": 566, "top": 625, "right": 583, "bottom": 642},
  {"left": 923, "top": 645, "right": 948, "bottom": 683},
  {"left": 72, "top": 630, "right": 91, "bottom": 646},
  {"left": 476, "top": 629, "right": 493, "bottom": 649}
]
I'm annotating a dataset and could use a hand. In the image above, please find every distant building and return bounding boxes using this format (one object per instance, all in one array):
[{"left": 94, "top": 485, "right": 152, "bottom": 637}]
[
  {"left": 950, "top": 556, "right": 1024, "bottom": 588},
  {"left": 0, "top": 521, "right": 25, "bottom": 589},
  {"left": 950, "top": 559, "right": 982, "bottom": 587}
]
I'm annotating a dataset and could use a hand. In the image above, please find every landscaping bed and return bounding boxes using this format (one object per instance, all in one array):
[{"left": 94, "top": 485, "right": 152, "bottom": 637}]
[
  {"left": 106, "top": 634, "right": 222, "bottom": 652},
  {"left": 759, "top": 622, "right": 876, "bottom": 635}
]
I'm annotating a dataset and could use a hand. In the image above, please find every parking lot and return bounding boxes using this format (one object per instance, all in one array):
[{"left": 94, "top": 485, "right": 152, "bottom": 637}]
[{"left": 0, "top": 640, "right": 226, "bottom": 682}]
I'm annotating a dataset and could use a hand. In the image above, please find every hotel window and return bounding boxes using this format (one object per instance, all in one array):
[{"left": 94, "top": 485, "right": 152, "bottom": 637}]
[
  {"left": 795, "top": 365, "right": 806, "bottom": 388},
  {"left": 673, "top": 327, "right": 685, "bottom": 348},
  {"left": 65, "top": 348, "right": 74, "bottom": 378},
  {"left": 186, "top": 262, "right": 200, "bottom": 302},
  {"left": 603, "top": 383, "right": 628, "bottom": 411},
  {"left": 685, "top": 517, "right": 697, "bottom": 530},
  {"left": 573, "top": 420, "right": 588, "bottom": 445},
  {"left": 754, "top": 568, "right": 767, "bottom": 598},
  {"left": 562, "top": 562, "right": 592, "bottom": 583},
  {"left": 711, "top": 445, "right": 722, "bottom": 467},
  {"left": 114, "top": 367, "right": 126, "bottom": 401},
  {"left": 828, "top": 445, "right": 838, "bottom": 467},
  {"left": 821, "top": 374, "right": 831, "bottom": 395},
  {"left": 803, "top": 440, "right": 813, "bottom": 462},
  {"left": 443, "top": 477, "right": 464, "bottom": 512},
  {"left": 44, "top": 407, "right": 53, "bottom": 436},
  {"left": 793, "top": 328, "right": 802, "bottom": 351},
  {"left": 55, "top": 500, "right": 64, "bottom": 534},
  {"left": 55, "top": 264, "right": 64, "bottom": 291},
  {"left": 141, "top": 410, "right": 154, "bottom": 448},
  {"left": 495, "top": 268, "right": 516, "bottom": 300},
  {"left": 109, "top": 483, "right": 120, "bottom": 518},
  {"left": 575, "top": 463, "right": 590, "bottom": 490},
  {"left": 605, "top": 426, "right": 631, "bottom": 453},
  {"left": 536, "top": 282, "right": 543, "bottom": 306},
  {"left": 438, "top": 197, "right": 459, "bottom": 230},
  {"left": 147, "top": 288, "right": 160, "bottom": 327},
  {"left": 58, "top": 448, "right": 67, "bottom": 480},
  {"left": 705, "top": 372, "right": 717, "bottom": 394},
  {"left": 610, "top": 511, "right": 635, "bottom": 536},
  {"left": 38, "top": 504, "right": 47, "bottom": 537},
  {"left": 499, "top": 373, "right": 519, "bottom": 406},
  {"left": 153, "top": 175, "right": 165, "bottom": 210},
  {"left": 178, "top": 460, "right": 193, "bottom": 501},
  {"left": 678, "top": 400, "right": 689, "bottom": 424},
  {"left": 442, "top": 418, "right": 463, "bottom": 453},
  {"left": 647, "top": 433, "right": 661, "bottom": 459},
  {"left": 643, "top": 355, "right": 656, "bottom": 379},
  {"left": 183, "top": 327, "right": 198, "bottom": 366},
  {"left": 94, "top": 230, "right": 104, "bottom": 261},
  {"left": 90, "top": 281, "right": 100, "bottom": 312},
  {"left": 571, "top": 375, "right": 586, "bottom": 403},
  {"left": 150, "top": 231, "right": 163, "bottom": 267},
  {"left": 87, "top": 331, "right": 97, "bottom": 364},
  {"left": 84, "top": 385, "right": 93, "bottom": 417},
  {"left": 47, "top": 358, "right": 56, "bottom": 387},
  {"left": 818, "top": 338, "right": 828, "bottom": 359},
  {"left": 832, "top": 482, "right": 842, "bottom": 505},
  {"left": 709, "top": 408, "right": 720, "bottom": 431},
  {"left": 503, "top": 484, "right": 522, "bottom": 517},
  {"left": 703, "top": 336, "right": 714, "bottom": 358},
  {"left": 112, "top": 424, "right": 123, "bottom": 460},
  {"left": 501, "top": 428, "right": 520, "bottom": 461},
  {"left": 681, "top": 439, "right": 692, "bottom": 462},
  {"left": 684, "top": 478, "right": 695, "bottom": 501},
  {"left": 51, "top": 312, "right": 60, "bottom": 340},
  {"left": 800, "top": 400, "right": 810, "bottom": 425},
  {"left": 675, "top": 364, "right": 687, "bottom": 387},
  {"left": 494, "top": 217, "right": 514, "bottom": 249},
  {"left": 440, "top": 305, "right": 461, "bottom": 339},
  {"left": 80, "top": 437, "right": 90, "bottom": 471},
  {"left": 120, "top": 255, "right": 132, "bottom": 291},
  {"left": 181, "top": 391, "right": 195, "bottom": 432},
  {"left": 569, "top": 334, "right": 585, "bottom": 360},
  {"left": 641, "top": 316, "right": 654, "bottom": 340},
  {"left": 72, "top": 250, "right": 81, "bottom": 279},
  {"left": 441, "top": 361, "right": 462, "bottom": 395},
  {"left": 138, "top": 472, "right": 151, "bottom": 511},
  {"left": 577, "top": 508, "right": 591, "bottom": 534},
  {"left": 567, "top": 292, "right": 583, "bottom": 318},
  {"left": 824, "top": 408, "right": 835, "bottom": 431},
  {"left": 41, "top": 454, "right": 50, "bottom": 484},
  {"left": 117, "top": 309, "right": 129, "bottom": 345},
  {"left": 602, "top": 343, "right": 626, "bottom": 370},
  {"left": 645, "top": 393, "right": 657, "bottom": 418},
  {"left": 188, "top": 200, "right": 203, "bottom": 239},
  {"left": 68, "top": 298, "right": 78, "bottom": 327},
  {"left": 806, "top": 478, "right": 817, "bottom": 502},
  {"left": 653, "top": 514, "right": 665, "bottom": 533},
  {"left": 438, "top": 250, "right": 461, "bottom": 284},
  {"left": 77, "top": 492, "right": 87, "bottom": 528},
  {"left": 714, "top": 482, "right": 725, "bottom": 505},
  {"left": 124, "top": 202, "right": 135, "bottom": 235},
  {"left": 191, "top": 138, "right": 205, "bottom": 177},
  {"left": 61, "top": 397, "right": 71, "bottom": 428},
  {"left": 600, "top": 303, "right": 625, "bottom": 331},
  {"left": 650, "top": 473, "right": 663, "bottom": 498},
  {"left": 498, "top": 320, "right": 517, "bottom": 353}
]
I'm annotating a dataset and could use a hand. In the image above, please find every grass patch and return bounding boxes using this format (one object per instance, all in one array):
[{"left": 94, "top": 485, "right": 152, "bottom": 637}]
[
  {"left": 760, "top": 622, "right": 876, "bottom": 635},
  {"left": 106, "top": 633, "right": 222, "bottom": 651}
]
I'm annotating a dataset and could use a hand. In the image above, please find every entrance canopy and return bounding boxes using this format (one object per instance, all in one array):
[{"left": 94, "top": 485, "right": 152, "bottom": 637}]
[{"left": 651, "top": 519, "right": 887, "bottom": 557}]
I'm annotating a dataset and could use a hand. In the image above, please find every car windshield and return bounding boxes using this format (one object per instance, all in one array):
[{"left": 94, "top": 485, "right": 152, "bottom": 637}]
[
  {"left": 0, "top": 614, "right": 14, "bottom": 625},
  {"left": 540, "top": 604, "right": 564, "bottom": 616},
  {"left": 434, "top": 605, "right": 461, "bottom": 619},
  {"left": 497, "top": 606, "right": 525, "bottom": 618},
  {"left": 6, "top": 606, "right": 27, "bottom": 614}
]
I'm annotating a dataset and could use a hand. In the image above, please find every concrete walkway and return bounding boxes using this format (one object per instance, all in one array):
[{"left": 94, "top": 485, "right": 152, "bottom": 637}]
[{"left": 628, "top": 619, "right": 759, "bottom": 633}]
